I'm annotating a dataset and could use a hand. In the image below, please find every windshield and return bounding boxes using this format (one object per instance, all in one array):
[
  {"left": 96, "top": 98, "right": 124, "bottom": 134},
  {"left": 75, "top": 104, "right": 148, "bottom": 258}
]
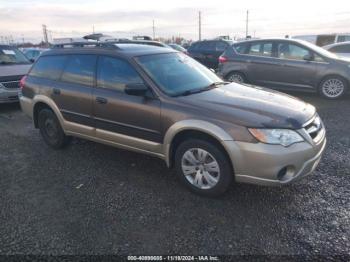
[
  {"left": 136, "top": 52, "right": 223, "bottom": 96},
  {"left": 0, "top": 47, "right": 30, "bottom": 65}
]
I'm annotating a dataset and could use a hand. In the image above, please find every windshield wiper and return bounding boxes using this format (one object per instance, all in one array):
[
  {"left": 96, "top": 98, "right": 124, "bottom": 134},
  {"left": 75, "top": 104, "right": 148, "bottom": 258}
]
[
  {"left": 175, "top": 81, "right": 229, "bottom": 97},
  {"left": 0, "top": 61, "right": 16, "bottom": 65}
]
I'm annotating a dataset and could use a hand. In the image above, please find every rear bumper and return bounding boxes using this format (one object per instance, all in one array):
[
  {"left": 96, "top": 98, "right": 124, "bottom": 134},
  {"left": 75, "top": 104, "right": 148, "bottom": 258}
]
[
  {"left": 224, "top": 135, "right": 326, "bottom": 186},
  {"left": 0, "top": 88, "right": 19, "bottom": 103},
  {"left": 19, "top": 95, "right": 33, "bottom": 118}
]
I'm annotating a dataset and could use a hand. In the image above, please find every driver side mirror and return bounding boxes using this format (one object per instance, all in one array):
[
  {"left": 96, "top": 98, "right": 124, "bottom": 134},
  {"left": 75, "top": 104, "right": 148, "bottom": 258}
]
[
  {"left": 303, "top": 54, "right": 313, "bottom": 61},
  {"left": 29, "top": 58, "right": 35, "bottom": 63},
  {"left": 125, "top": 83, "right": 149, "bottom": 96}
]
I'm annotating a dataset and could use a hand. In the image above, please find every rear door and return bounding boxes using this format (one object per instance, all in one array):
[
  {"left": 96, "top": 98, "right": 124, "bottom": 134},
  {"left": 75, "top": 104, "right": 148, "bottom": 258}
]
[
  {"left": 243, "top": 41, "right": 279, "bottom": 86},
  {"left": 52, "top": 54, "right": 96, "bottom": 127},
  {"left": 93, "top": 55, "right": 162, "bottom": 144}
]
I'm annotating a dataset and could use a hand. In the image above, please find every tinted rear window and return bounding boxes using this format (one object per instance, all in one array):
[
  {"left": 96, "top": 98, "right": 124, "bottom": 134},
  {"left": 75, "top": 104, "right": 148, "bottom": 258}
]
[
  {"left": 61, "top": 55, "right": 97, "bottom": 86},
  {"left": 29, "top": 55, "right": 67, "bottom": 80}
]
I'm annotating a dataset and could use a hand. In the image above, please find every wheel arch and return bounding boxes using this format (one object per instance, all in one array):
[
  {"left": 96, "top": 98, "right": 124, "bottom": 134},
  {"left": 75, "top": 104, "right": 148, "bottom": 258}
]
[
  {"left": 163, "top": 120, "right": 234, "bottom": 168},
  {"left": 318, "top": 74, "right": 349, "bottom": 89},
  {"left": 33, "top": 95, "right": 64, "bottom": 129}
]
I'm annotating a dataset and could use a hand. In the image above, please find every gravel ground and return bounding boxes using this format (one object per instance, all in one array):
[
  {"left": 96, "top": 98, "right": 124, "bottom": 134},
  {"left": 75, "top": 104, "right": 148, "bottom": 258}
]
[{"left": 0, "top": 93, "right": 349, "bottom": 256}]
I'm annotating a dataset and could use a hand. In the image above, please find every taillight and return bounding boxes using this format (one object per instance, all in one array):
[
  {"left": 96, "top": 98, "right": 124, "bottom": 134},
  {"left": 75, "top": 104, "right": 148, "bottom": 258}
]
[
  {"left": 219, "top": 56, "right": 228, "bottom": 63},
  {"left": 19, "top": 75, "right": 27, "bottom": 90}
]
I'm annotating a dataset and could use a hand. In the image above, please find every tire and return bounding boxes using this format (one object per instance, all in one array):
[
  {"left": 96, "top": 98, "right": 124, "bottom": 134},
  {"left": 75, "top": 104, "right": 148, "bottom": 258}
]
[
  {"left": 175, "top": 139, "right": 233, "bottom": 197},
  {"left": 38, "top": 108, "right": 71, "bottom": 149},
  {"left": 319, "top": 76, "right": 348, "bottom": 99},
  {"left": 226, "top": 71, "right": 246, "bottom": 84}
]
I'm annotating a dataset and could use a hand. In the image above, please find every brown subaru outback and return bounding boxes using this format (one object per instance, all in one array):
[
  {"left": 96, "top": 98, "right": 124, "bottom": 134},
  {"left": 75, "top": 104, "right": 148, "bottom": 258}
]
[{"left": 20, "top": 42, "right": 326, "bottom": 196}]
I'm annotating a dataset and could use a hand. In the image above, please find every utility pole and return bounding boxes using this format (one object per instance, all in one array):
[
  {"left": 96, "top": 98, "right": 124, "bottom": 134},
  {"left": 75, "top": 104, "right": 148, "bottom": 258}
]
[
  {"left": 42, "top": 24, "right": 49, "bottom": 45},
  {"left": 245, "top": 10, "right": 249, "bottom": 39},
  {"left": 198, "top": 11, "right": 202, "bottom": 41},
  {"left": 152, "top": 20, "right": 155, "bottom": 40}
]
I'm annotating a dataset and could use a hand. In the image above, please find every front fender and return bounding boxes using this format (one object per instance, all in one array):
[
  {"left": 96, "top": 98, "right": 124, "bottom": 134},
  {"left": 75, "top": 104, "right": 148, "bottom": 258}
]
[{"left": 162, "top": 119, "right": 234, "bottom": 167}]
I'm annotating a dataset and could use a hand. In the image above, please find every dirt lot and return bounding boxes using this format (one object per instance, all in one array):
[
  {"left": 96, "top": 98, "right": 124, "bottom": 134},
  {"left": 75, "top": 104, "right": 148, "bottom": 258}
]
[{"left": 0, "top": 93, "right": 349, "bottom": 256}]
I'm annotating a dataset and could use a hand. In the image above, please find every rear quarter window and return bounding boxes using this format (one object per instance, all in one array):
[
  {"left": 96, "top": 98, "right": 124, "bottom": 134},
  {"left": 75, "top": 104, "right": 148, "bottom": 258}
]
[{"left": 29, "top": 55, "right": 67, "bottom": 80}]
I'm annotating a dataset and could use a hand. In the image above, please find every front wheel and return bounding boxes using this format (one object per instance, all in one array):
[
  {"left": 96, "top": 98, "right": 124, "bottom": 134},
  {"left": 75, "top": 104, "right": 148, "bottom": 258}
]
[
  {"left": 319, "top": 76, "right": 347, "bottom": 99},
  {"left": 38, "top": 109, "right": 71, "bottom": 149},
  {"left": 175, "top": 139, "right": 233, "bottom": 197},
  {"left": 226, "top": 72, "right": 246, "bottom": 84}
]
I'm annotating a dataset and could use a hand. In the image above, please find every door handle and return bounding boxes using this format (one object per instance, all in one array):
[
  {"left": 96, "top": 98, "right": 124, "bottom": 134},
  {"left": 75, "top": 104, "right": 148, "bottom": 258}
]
[
  {"left": 53, "top": 88, "right": 61, "bottom": 95},
  {"left": 96, "top": 97, "right": 108, "bottom": 104}
]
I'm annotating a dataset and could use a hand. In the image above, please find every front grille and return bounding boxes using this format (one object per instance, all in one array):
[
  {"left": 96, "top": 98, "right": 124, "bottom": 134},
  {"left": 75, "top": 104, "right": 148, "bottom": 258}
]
[
  {"left": 304, "top": 115, "right": 324, "bottom": 143},
  {"left": 0, "top": 81, "right": 20, "bottom": 89}
]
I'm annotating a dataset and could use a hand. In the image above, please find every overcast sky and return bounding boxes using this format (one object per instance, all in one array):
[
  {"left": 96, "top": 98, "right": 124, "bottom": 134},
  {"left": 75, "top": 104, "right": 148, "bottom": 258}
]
[{"left": 1, "top": 0, "right": 350, "bottom": 43}]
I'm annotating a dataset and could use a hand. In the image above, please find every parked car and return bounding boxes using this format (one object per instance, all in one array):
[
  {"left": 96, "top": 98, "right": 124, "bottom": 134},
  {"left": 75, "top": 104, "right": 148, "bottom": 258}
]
[
  {"left": 168, "top": 43, "right": 188, "bottom": 54},
  {"left": 187, "top": 39, "right": 233, "bottom": 69},
  {"left": 0, "top": 45, "right": 32, "bottom": 103},
  {"left": 23, "top": 48, "right": 47, "bottom": 62},
  {"left": 323, "top": 41, "right": 350, "bottom": 59},
  {"left": 20, "top": 42, "right": 326, "bottom": 196},
  {"left": 293, "top": 34, "right": 350, "bottom": 47},
  {"left": 218, "top": 38, "right": 350, "bottom": 99}
]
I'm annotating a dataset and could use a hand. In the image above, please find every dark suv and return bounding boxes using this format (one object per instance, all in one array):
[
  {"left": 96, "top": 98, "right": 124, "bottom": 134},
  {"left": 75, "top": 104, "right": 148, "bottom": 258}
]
[
  {"left": 20, "top": 42, "right": 326, "bottom": 196},
  {"left": 218, "top": 38, "right": 350, "bottom": 99},
  {"left": 187, "top": 40, "right": 233, "bottom": 69}
]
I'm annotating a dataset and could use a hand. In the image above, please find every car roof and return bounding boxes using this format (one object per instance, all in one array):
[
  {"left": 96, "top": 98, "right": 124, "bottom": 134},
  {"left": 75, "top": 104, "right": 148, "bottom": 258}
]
[
  {"left": 233, "top": 38, "right": 309, "bottom": 45},
  {"left": 42, "top": 43, "right": 176, "bottom": 58},
  {"left": 0, "top": 45, "right": 17, "bottom": 49}
]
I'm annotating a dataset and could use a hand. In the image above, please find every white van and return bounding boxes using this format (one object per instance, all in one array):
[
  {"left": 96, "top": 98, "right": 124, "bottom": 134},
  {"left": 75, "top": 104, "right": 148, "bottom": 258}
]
[{"left": 293, "top": 34, "right": 350, "bottom": 47}]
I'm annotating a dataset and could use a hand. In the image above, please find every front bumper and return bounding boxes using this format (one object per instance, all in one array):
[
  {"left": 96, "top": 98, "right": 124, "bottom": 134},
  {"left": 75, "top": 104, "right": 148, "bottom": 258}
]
[
  {"left": 224, "top": 133, "right": 326, "bottom": 186},
  {"left": 0, "top": 88, "right": 20, "bottom": 103}
]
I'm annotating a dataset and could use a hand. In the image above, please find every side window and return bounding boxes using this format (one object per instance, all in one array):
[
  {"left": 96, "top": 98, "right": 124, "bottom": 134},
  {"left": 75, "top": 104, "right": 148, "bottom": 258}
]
[
  {"left": 234, "top": 43, "right": 248, "bottom": 54},
  {"left": 277, "top": 43, "right": 310, "bottom": 60},
  {"left": 247, "top": 42, "right": 273, "bottom": 57},
  {"left": 29, "top": 55, "right": 67, "bottom": 80},
  {"left": 261, "top": 43, "right": 272, "bottom": 57},
  {"left": 97, "top": 56, "right": 143, "bottom": 92},
  {"left": 216, "top": 41, "right": 228, "bottom": 52},
  {"left": 61, "top": 55, "right": 97, "bottom": 86},
  {"left": 249, "top": 43, "right": 261, "bottom": 55}
]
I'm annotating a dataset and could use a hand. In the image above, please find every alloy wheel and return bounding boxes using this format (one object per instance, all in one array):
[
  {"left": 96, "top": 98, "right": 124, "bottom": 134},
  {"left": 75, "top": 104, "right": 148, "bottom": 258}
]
[
  {"left": 228, "top": 73, "right": 244, "bottom": 83},
  {"left": 322, "top": 78, "right": 345, "bottom": 98}
]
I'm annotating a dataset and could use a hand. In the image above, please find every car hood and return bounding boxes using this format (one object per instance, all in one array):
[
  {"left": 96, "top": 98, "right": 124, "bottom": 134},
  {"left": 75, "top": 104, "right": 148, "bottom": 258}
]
[
  {"left": 0, "top": 64, "right": 31, "bottom": 78},
  {"left": 179, "top": 83, "right": 316, "bottom": 129}
]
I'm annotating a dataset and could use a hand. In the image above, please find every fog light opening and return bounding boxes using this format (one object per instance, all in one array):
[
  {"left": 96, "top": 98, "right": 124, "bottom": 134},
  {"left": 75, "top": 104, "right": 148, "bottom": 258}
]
[{"left": 277, "top": 166, "right": 295, "bottom": 182}]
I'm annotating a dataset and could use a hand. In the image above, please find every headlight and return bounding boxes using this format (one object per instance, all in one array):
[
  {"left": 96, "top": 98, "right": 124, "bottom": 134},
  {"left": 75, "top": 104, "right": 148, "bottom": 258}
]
[{"left": 248, "top": 128, "right": 304, "bottom": 147}]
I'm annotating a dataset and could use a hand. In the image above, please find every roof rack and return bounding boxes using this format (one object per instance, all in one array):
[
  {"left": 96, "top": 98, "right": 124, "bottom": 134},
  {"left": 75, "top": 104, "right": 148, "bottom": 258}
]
[{"left": 52, "top": 42, "right": 120, "bottom": 49}]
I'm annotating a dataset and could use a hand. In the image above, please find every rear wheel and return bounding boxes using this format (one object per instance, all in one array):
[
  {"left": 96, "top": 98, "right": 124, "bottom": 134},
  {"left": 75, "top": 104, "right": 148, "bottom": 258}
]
[
  {"left": 319, "top": 76, "right": 347, "bottom": 99},
  {"left": 175, "top": 139, "right": 233, "bottom": 197},
  {"left": 38, "top": 109, "right": 71, "bottom": 149},
  {"left": 226, "top": 71, "right": 246, "bottom": 83}
]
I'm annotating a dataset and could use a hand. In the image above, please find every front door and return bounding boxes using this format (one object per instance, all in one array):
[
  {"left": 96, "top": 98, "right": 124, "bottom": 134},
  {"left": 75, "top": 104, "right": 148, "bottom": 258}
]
[
  {"left": 93, "top": 56, "right": 162, "bottom": 146},
  {"left": 271, "top": 41, "right": 317, "bottom": 91}
]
